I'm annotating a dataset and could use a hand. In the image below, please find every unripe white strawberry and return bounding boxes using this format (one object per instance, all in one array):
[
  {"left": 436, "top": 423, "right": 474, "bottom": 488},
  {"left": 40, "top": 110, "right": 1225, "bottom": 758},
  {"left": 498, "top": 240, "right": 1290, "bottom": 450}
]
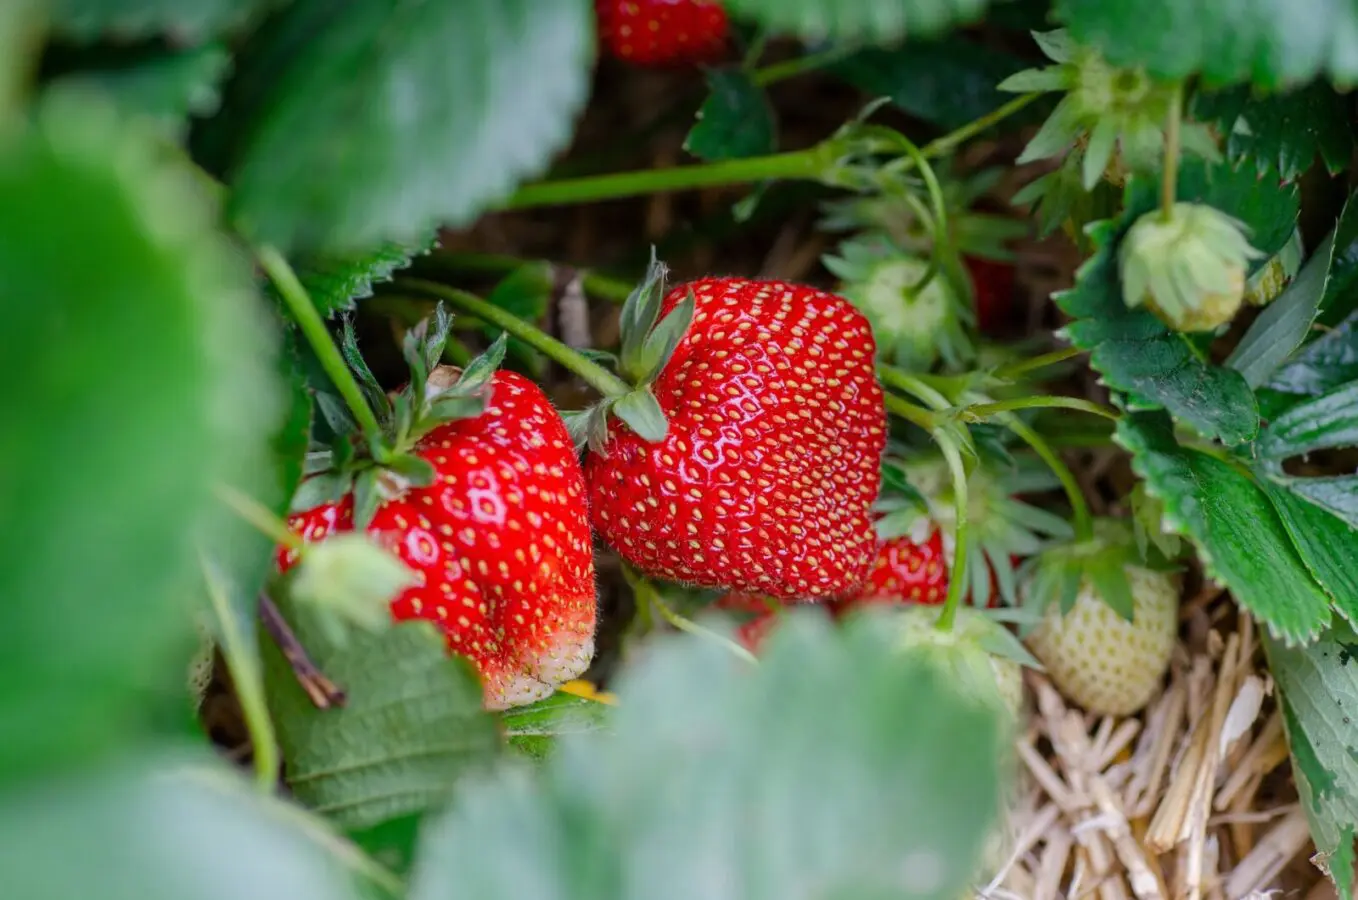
[
  {"left": 1026, "top": 565, "right": 1179, "bottom": 717},
  {"left": 891, "top": 604, "right": 1024, "bottom": 719}
]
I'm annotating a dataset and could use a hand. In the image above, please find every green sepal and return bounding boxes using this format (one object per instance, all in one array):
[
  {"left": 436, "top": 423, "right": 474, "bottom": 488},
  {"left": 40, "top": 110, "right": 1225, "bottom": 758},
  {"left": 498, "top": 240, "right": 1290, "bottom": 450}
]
[
  {"left": 352, "top": 467, "right": 383, "bottom": 532},
  {"left": 400, "top": 303, "right": 454, "bottom": 398},
  {"left": 612, "top": 388, "right": 669, "bottom": 442},
  {"left": 562, "top": 403, "right": 612, "bottom": 455},
  {"left": 314, "top": 390, "right": 360, "bottom": 441},
  {"left": 631, "top": 291, "right": 695, "bottom": 385},
  {"left": 579, "top": 348, "right": 619, "bottom": 367},
  {"left": 617, "top": 250, "right": 670, "bottom": 381},
  {"left": 339, "top": 313, "right": 391, "bottom": 419},
  {"left": 452, "top": 331, "right": 507, "bottom": 396},
  {"left": 1020, "top": 518, "right": 1173, "bottom": 627},
  {"left": 289, "top": 471, "right": 353, "bottom": 514},
  {"left": 971, "top": 614, "right": 1044, "bottom": 672},
  {"left": 383, "top": 452, "right": 437, "bottom": 489},
  {"left": 427, "top": 393, "right": 488, "bottom": 423}
]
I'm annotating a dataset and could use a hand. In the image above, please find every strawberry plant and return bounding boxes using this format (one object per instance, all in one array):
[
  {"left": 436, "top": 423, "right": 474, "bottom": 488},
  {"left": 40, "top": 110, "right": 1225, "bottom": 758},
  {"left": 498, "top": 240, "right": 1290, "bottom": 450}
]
[{"left": 10, "top": 0, "right": 1358, "bottom": 897}]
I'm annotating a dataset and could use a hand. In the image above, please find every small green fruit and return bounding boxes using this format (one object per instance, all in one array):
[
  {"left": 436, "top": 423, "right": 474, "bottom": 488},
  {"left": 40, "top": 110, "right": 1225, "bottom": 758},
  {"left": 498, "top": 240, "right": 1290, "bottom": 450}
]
[
  {"left": 891, "top": 605, "right": 1023, "bottom": 721},
  {"left": 1119, "top": 202, "right": 1262, "bottom": 332}
]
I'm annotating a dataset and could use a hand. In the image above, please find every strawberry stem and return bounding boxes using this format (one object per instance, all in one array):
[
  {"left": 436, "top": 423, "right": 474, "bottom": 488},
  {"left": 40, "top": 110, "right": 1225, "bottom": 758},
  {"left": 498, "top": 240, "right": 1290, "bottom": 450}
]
[
  {"left": 394, "top": 278, "right": 634, "bottom": 400},
  {"left": 991, "top": 346, "right": 1084, "bottom": 382},
  {"left": 934, "top": 435, "right": 971, "bottom": 633},
  {"left": 1004, "top": 415, "right": 1094, "bottom": 542},
  {"left": 424, "top": 252, "right": 635, "bottom": 305},
  {"left": 258, "top": 246, "right": 385, "bottom": 446},
  {"left": 504, "top": 93, "right": 1042, "bottom": 211},
  {"left": 200, "top": 559, "right": 279, "bottom": 793},
  {"left": 961, "top": 395, "right": 1119, "bottom": 422},
  {"left": 882, "top": 392, "right": 939, "bottom": 431},
  {"left": 751, "top": 44, "right": 859, "bottom": 86},
  {"left": 1160, "top": 83, "right": 1183, "bottom": 222},
  {"left": 623, "top": 566, "right": 758, "bottom": 665}
]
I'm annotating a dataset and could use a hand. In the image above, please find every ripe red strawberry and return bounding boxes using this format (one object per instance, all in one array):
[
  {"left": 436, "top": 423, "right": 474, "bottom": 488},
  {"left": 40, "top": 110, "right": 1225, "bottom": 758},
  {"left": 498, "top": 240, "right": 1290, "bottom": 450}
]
[
  {"left": 594, "top": 0, "right": 729, "bottom": 67},
  {"left": 280, "top": 369, "right": 596, "bottom": 711},
  {"left": 837, "top": 530, "right": 949, "bottom": 610},
  {"left": 586, "top": 277, "right": 887, "bottom": 600},
  {"left": 965, "top": 255, "right": 1016, "bottom": 335}
]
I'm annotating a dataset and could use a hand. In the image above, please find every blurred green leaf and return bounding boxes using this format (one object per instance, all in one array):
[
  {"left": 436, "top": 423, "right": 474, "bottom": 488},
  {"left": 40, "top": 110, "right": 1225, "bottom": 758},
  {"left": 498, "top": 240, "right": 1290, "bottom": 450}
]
[
  {"left": 1267, "top": 625, "right": 1358, "bottom": 898},
  {"left": 1196, "top": 81, "right": 1354, "bottom": 183},
  {"left": 411, "top": 613, "right": 1007, "bottom": 900},
  {"left": 0, "top": 756, "right": 368, "bottom": 900},
  {"left": 721, "top": 0, "right": 988, "bottom": 43},
  {"left": 52, "top": 0, "right": 273, "bottom": 39},
  {"left": 832, "top": 38, "right": 1033, "bottom": 131},
  {"left": 1056, "top": 0, "right": 1358, "bottom": 88},
  {"left": 685, "top": 70, "right": 776, "bottom": 161},
  {"left": 1261, "top": 485, "right": 1358, "bottom": 630},
  {"left": 0, "top": 89, "right": 283, "bottom": 782},
  {"left": 295, "top": 232, "right": 440, "bottom": 319},
  {"left": 262, "top": 594, "right": 501, "bottom": 831},
  {"left": 501, "top": 691, "right": 613, "bottom": 761},
  {"left": 1118, "top": 414, "right": 1331, "bottom": 642},
  {"left": 1228, "top": 228, "right": 1332, "bottom": 388},
  {"left": 223, "top": 0, "right": 594, "bottom": 253},
  {"left": 1265, "top": 308, "right": 1358, "bottom": 399},
  {"left": 49, "top": 43, "right": 231, "bottom": 139},
  {"left": 1059, "top": 159, "right": 1299, "bottom": 445}
]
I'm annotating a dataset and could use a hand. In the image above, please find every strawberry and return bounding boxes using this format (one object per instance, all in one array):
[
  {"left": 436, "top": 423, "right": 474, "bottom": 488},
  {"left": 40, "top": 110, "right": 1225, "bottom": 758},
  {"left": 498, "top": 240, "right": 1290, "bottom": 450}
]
[
  {"left": 586, "top": 276, "right": 887, "bottom": 600},
  {"left": 280, "top": 316, "right": 596, "bottom": 711},
  {"left": 834, "top": 529, "right": 950, "bottom": 612},
  {"left": 594, "top": 0, "right": 729, "bottom": 67},
  {"left": 964, "top": 255, "right": 1016, "bottom": 336},
  {"left": 1022, "top": 519, "right": 1180, "bottom": 717},
  {"left": 715, "top": 591, "right": 782, "bottom": 654}
]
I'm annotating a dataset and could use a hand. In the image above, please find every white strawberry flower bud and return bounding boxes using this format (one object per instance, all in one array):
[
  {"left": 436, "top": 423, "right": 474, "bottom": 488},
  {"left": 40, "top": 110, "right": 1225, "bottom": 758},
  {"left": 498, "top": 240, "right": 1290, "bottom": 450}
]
[{"left": 1118, "top": 202, "right": 1263, "bottom": 332}]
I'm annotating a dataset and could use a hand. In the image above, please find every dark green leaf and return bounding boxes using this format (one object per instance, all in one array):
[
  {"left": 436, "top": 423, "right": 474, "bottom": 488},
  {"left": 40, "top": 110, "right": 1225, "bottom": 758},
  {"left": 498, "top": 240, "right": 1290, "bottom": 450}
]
[
  {"left": 500, "top": 692, "right": 613, "bottom": 762},
  {"left": 612, "top": 388, "right": 669, "bottom": 442},
  {"left": 52, "top": 0, "right": 272, "bottom": 39},
  {"left": 1055, "top": 0, "right": 1358, "bottom": 88},
  {"left": 296, "top": 232, "right": 440, "bottom": 319},
  {"left": 0, "top": 89, "right": 284, "bottom": 782},
  {"left": 1227, "top": 228, "right": 1331, "bottom": 387},
  {"left": 1258, "top": 381, "right": 1358, "bottom": 461},
  {"left": 685, "top": 69, "right": 776, "bottom": 162},
  {"left": 1196, "top": 81, "right": 1355, "bottom": 182},
  {"left": 832, "top": 37, "right": 1034, "bottom": 131},
  {"left": 1118, "top": 414, "right": 1331, "bottom": 642},
  {"left": 1266, "top": 308, "right": 1358, "bottom": 398},
  {"left": 0, "top": 756, "right": 365, "bottom": 900},
  {"left": 411, "top": 613, "right": 1007, "bottom": 900},
  {"left": 1262, "top": 484, "right": 1358, "bottom": 630},
  {"left": 263, "top": 597, "right": 501, "bottom": 830},
  {"left": 1266, "top": 626, "right": 1358, "bottom": 896},
  {"left": 50, "top": 43, "right": 231, "bottom": 139},
  {"left": 721, "top": 0, "right": 989, "bottom": 43},
  {"left": 225, "top": 0, "right": 594, "bottom": 253}
]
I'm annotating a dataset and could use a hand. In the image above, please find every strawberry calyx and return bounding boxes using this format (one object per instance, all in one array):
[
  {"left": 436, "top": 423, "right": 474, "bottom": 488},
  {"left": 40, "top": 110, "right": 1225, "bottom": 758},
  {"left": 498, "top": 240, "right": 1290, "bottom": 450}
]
[
  {"left": 1020, "top": 517, "right": 1180, "bottom": 627},
  {"left": 876, "top": 451, "right": 1073, "bottom": 607},
  {"left": 1118, "top": 202, "right": 1263, "bottom": 333},
  {"left": 999, "top": 29, "right": 1219, "bottom": 191},
  {"left": 294, "top": 305, "right": 510, "bottom": 529},
  {"left": 563, "top": 251, "right": 693, "bottom": 453},
  {"left": 824, "top": 233, "right": 975, "bottom": 371}
]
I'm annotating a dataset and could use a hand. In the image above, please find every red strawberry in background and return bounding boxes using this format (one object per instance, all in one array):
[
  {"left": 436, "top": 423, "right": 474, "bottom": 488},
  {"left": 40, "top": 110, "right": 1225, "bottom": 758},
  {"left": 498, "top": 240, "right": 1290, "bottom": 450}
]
[
  {"left": 586, "top": 277, "right": 887, "bottom": 600},
  {"left": 836, "top": 529, "right": 950, "bottom": 611},
  {"left": 280, "top": 328, "right": 596, "bottom": 711},
  {"left": 965, "top": 255, "right": 1017, "bottom": 336},
  {"left": 594, "top": 0, "right": 729, "bottom": 67}
]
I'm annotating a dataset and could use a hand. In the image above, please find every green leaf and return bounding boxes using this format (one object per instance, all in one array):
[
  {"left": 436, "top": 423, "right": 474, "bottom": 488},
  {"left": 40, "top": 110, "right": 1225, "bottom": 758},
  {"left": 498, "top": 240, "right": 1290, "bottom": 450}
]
[
  {"left": 1266, "top": 308, "right": 1358, "bottom": 398},
  {"left": 1055, "top": 0, "right": 1358, "bottom": 88},
  {"left": 0, "top": 756, "right": 366, "bottom": 900},
  {"left": 51, "top": 0, "right": 272, "bottom": 39},
  {"left": 1117, "top": 414, "right": 1331, "bottom": 643},
  {"left": 410, "top": 613, "right": 1007, "bottom": 900},
  {"left": 832, "top": 37, "right": 1036, "bottom": 131},
  {"left": 224, "top": 0, "right": 594, "bottom": 253},
  {"left": 1059, "top": 159, "right": 1299, "bottom": 445},
  {"left": 684, "top": 69, "right": 776, "bottom": 162},
  {"left": 1195, "top": 81, "right": 1355, "bottom": 182},
  {"left": 500, "top": 691, "right": 613, "bottom": 762},
  {"left": 720, "top": 0, "right": 989, "bottom": 43},
  {"left": 262, "top": 596, "right": 501, "bottom": 830},
  {"left": 295, "top": 231, "right": 440, "bottom": 318},
  {"left": 1227, "top": 227, "right": 1331, "bottom": 387},
  {"left": 1254, "top": 380, "right": 1358, "bottom": 531},
  {"left": 50, "top": 43, "right": 232, "bottom": 139},
  {"left": 1266, "top": 625, "right": 1358, "bottom": 896},
  {"left": 1261, "top": 484, "right": 1358, "bottom": 630},
  {"left": 0, "top": 90, "right": 284, "bottom": 782},
  {"left": 612, "top": 388, "right": 669, "bottom": 442}
]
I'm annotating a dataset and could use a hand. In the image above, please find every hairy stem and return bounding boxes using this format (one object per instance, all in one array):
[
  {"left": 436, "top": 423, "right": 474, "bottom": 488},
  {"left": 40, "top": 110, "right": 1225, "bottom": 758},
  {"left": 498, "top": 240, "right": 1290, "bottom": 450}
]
[
  {"left": 425, "top": 252, "right": 635, "bottom": 304},
  {"left": 623, "top": 566, "right": 758, "bottom": 665},
  {"left": 991, "top": 346, "right": 1084, "bottom": 382},
  {"left": 752, "top": 43, "right": 859, "bottom": 86},
  {"left": 962, "top": 395, "right": 1120, "bottom": 422},
  {"left": 258, "top": 246, "right": 385, "bottom": 445},
  {"left": 883, "top": 392, "right": 940, "bottom": 432},
  {"left": 1003, "top": 415, "right": 1093, "bottom": 541},
  {"left": 935, "top": 436, "right": 971, "bottom": 632},
  {"left": 395, "top": 278, "right": 633, "bottom": 399}
]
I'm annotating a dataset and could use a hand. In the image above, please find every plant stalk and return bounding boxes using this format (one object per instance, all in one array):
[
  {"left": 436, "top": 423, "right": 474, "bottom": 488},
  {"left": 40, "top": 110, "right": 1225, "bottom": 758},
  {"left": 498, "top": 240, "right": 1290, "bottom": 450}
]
[
  {"left": 1004, "top": 415, "right": 1093, "bottom": 541},
  {"left": 1161, "top": 84, "right": 1183, "bottom": 221},
  {"left": 394, "top": 278, "right": 633, "bottom": 399},
  {"left": 935, "top": 435, "right": 971, "bottom": 632},
  {"left": 962, "top": 395, "right": 1120, "bottom": 422},
  {"left": 991, "top": 346, "right": 1084, "bottom": 382},
  {"left": 258, "top": 246, "right": 385, "bottom": 445}
]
